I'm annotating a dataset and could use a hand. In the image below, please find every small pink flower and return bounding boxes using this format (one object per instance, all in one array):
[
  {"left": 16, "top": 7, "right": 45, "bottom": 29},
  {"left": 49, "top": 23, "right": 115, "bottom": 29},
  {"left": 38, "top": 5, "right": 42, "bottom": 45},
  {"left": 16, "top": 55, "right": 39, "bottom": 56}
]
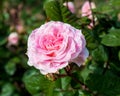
[
  {"left": 81, "top": 1, "right": 96, "bottom": 28},
  {"left": 63, "top": 2, "right": 75, "bottom": 13},
  {"left": 8, "top": 32, "right": 19, "bottom": 46},
  {"left": 27, "top": 21, "right": 89, "bottom": 75},
  {"left": 16, "top": 24, "right": 24, "bottom": 34}
]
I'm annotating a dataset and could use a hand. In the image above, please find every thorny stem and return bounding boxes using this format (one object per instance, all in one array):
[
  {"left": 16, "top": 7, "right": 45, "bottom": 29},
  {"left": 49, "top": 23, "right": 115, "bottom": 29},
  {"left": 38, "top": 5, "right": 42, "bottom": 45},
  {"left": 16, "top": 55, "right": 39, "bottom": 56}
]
[{"left": 64, "top": 67, "right": 98, "bottom": 96}]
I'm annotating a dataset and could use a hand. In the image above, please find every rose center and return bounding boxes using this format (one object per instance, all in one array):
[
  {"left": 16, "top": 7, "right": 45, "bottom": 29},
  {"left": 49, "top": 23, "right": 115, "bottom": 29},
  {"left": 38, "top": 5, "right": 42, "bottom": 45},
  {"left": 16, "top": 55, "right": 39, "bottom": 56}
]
[{"left": 42, "top": 33, "right": 63, "bottom": 51}]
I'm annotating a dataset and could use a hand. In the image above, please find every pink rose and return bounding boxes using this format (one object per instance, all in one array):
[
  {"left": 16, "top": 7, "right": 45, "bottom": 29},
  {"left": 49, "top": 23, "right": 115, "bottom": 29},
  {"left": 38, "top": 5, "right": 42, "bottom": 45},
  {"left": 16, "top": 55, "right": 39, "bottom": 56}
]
[
  {"left": 27, "top": 21, "right": 89, "bottom": 75},
  {"left": 81, "top": 1, "right": 96, "bottom": 28},
  {"left": 63, "top": 2, "right": 75, "bottom": 13},
  {"left": 8, "top": 32, "right": 19, "bottom": 46}
]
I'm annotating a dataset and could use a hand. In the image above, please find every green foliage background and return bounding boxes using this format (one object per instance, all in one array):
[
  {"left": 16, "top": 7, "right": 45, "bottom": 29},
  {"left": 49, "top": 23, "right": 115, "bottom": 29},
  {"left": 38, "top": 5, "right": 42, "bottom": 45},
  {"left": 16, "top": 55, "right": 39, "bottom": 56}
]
[{"left": 0, "top": 0, "right": 120, "bottom": 96}]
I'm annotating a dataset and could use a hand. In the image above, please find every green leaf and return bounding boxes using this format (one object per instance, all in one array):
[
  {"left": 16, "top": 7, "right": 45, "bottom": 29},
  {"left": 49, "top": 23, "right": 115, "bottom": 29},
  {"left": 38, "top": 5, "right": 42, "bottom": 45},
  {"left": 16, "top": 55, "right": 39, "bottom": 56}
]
[
  {"left": 44, "top": 0, "right": 79, "bottom": 28},
  {"left": 63, "top": 91, "right": 75, "bottom": 96},
  {"left": 0, "top": 83, "right": 14, "bottom": 96},
  {"left": 92, "top": 45, "right": 108, "bottom": 62},
  {"left": 4, "top": 57, "right": 20, "bottom": 75},
  {"left": 23, "top": 69, "right": 56, "bottom": 96},
  {"left": 44, "top": 80, "right": 55, "bottom": 96},
  {"left": 59, "top": 69, "right": 71, "bottom": 89},
  {"left": 53, "top": 91, "right": 63, "bottom": 96},
  {"left": 4, "top": 61, "right": 16, "bottom": 76},
  {"left": 110, "top": 0, "right": 120, "bottom": 6},
  {"left": 82, "top": 29, "right": 97, "bottom": 49},
  {"left": 60, "top": 3, "right": 79, "bottom": 27},
  {"left": 97, "top": 4, "right": 112, "bottom": 14},
  {"left": 86, "top": 71, "right": 120, "bottom": 96},
  {"left": 44, "top": 0, "right": 62, "bottom": 21},
  {"left": 101, "top": 29, "right": 120, "bottom": 46},
  {"left": 80, "top": 66, "right": 92, "bottom": 83},
  {"left": 61, "top": 77, "right": 71, "bottom": 90},
  {"left": 23, "top": 69, "right": 46, "bottom": 95},
  {"left": 109, "top": 62, "right": 120, "bottom": 72}
]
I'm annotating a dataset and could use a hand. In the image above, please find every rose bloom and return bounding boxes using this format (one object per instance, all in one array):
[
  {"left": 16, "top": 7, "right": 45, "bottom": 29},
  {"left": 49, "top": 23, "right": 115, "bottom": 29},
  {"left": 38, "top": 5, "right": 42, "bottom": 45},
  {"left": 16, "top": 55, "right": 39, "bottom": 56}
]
[
  {"left": 27, "top": 21, "right": 89, "bottom": 75},
  {"left": 63, "top": 2, "right": 75, "bottom": 13},
  {"left": 8, "top": 32, "right": 19, "bottom": 46},
  {"left": 81, "top": 1, "right": 96, "bottom": 28}
]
